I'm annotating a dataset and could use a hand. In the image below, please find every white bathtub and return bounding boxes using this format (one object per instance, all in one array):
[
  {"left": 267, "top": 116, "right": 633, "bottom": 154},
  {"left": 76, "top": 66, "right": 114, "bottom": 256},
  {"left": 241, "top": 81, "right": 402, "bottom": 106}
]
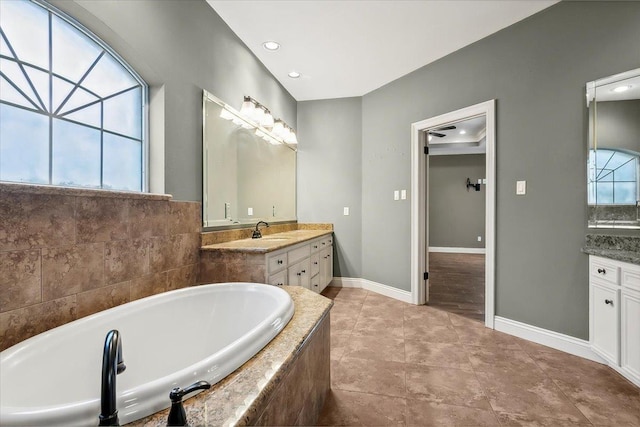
[{"left": 0, "top": 283, "right": 294, "bottom": 426}]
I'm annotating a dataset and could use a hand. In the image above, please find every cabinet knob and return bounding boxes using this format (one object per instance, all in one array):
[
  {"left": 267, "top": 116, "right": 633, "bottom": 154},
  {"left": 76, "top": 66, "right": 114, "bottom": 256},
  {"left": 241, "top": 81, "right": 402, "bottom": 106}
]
[
  {"left": 297, "top": 272, "right": 301, "bottom": 276},
  {"left": 277, "top": 260, "right": 283, "bottom": 265},
  {"left": 314, "top": 245, "right": 318, "bottom": 249},
  {"left": 605, "top": 299, "right": 613, "bottom": 305},
  {"left": 301, "top": 270, "right": 306, "bottom": 273},
  {"left": 314, "top": 262, "right": 318, "bottom": 265},
  {"left": 597, "top": 268, "right": 606, "bottom": 274},
  {"left": 277, "top": 283, "right": 283, "bottom": 286},
  {"left": 322, "top": 242, "right": 326, "bottom": 245},
  {"left": 314, "top": 284, "right": 318, "bottom": 287}
]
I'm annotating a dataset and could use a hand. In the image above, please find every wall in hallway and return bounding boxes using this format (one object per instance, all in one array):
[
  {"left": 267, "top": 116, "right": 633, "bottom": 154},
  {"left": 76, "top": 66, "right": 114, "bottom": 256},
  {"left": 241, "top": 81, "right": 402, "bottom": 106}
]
[
  {"left": 429, "top": 154, "right": 486, "bottom": 249},
  {"left": 361, "top": 1, "right": 640, "bottom": 339}
]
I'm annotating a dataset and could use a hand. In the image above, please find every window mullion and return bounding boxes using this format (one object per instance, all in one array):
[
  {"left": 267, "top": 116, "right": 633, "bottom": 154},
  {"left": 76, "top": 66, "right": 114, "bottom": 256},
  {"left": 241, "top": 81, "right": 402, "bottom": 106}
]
[{"left": 48, "top": 10, "right": 53, "bottom": 185}]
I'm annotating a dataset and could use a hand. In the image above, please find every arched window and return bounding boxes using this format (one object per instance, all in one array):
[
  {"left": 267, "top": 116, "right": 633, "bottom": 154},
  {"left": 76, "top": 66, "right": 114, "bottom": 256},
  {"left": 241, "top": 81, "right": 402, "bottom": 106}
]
[
  {"left": 0, "top": 0, "right": 147, "bottom": 191},
  {"left": 588, "top": 148, "right": 640, "bottom": 205}
]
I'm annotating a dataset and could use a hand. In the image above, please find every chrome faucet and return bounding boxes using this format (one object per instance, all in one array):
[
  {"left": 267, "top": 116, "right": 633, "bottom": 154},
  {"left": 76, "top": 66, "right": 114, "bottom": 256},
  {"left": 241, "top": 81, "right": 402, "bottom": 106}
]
[
  {"left": 99, "top": 330, "right": 126, "bottom": 426},
  {"left": 252, "top": 221, "right": 269, "bottom": 239}
]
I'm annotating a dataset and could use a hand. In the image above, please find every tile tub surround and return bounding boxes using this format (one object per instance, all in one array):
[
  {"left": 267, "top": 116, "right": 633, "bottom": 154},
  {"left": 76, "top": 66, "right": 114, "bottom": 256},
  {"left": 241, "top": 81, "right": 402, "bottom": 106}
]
[
  {"left": 582, "top": 234, "right": 640, "bottom": 265},
  {"left": 127, "top": 286, "right": 332, "bottom": 426},
  {"left": 200, "top": 228, "right": 333, "bottom": 284},
  {"left": 320, "top": 287, "right": 640, "bottom": 426},
  {"left": 0, "top": 183, "right": 201, "bottom": 351}
]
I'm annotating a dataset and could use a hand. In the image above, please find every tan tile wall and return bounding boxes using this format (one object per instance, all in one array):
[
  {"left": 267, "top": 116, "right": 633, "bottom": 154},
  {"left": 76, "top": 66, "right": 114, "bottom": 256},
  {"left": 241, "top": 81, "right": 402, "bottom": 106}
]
[{"left": 0, "top": 187, "right": 201, "bottom": 351}]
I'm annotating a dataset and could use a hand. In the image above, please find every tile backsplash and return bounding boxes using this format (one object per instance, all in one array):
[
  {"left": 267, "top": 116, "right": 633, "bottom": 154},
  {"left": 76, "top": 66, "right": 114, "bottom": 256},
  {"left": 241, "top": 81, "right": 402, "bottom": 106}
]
[{"left": 0, "top": 183, "right": 201, "bottom": 351}]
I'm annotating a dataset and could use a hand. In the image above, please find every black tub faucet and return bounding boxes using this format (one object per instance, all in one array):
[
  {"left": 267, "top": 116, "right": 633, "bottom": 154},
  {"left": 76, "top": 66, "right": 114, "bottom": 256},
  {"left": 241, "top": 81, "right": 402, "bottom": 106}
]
[
  {"left": 99, "top": 330, "right": 126, "bottom": 426},
  {"left": 167, "top": 381, "right": 211, "bottom": 426},
  {"left": 252, "top": 221, "right": 269, "bottom": 239}
]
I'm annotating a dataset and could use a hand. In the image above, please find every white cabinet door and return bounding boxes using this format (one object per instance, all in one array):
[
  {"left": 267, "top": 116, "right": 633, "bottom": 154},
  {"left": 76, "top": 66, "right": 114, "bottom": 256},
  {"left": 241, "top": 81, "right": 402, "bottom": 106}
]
[
  {"left": 319, "top": 246, "right": 333, "bottom": 292},
  {"left": 621, "top": 289, "right": 640, "bottom": 384},
  {"left": 590, "top": 281, "right": 620, "bottom": 365},
  {"left": 288, "top": 258, "right": 311, "bottom": 289}
]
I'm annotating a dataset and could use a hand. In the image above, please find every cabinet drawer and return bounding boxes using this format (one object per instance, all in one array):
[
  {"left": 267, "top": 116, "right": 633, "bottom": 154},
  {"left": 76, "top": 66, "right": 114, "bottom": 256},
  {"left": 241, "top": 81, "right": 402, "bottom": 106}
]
[
  {"left": 268, "top": 270, "right": 287, "bottom": 287},
  {"left": 622, "top": 266, "right": 640, "bottom": 293},
  {"left": 288, "top": 244, "right": 311, "bottom": 265},
  {"left": 310, "top": 239, "right": 322, "bottom": 253},
  {"left": 267, "top": 252, "right": 287, "bottom": 274},
  {"left": 320, "top": 236, "right": 333, "bottom": 249},
  {"left": 311, "top": 252, "right": 320, "bottom": 276},
  {"left": 590, "top": 257, "right": 620, "bottom": 285}
]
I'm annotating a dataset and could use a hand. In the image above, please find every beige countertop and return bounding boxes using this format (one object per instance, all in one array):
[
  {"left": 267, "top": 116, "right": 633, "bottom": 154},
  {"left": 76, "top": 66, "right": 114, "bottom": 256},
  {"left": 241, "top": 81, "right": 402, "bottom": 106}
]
[
  {"left": 126, "top": 286, "right": 332, "bottom": 426},
  {"left": 200, "top": 229, "right": 333, "bottom": 253}
]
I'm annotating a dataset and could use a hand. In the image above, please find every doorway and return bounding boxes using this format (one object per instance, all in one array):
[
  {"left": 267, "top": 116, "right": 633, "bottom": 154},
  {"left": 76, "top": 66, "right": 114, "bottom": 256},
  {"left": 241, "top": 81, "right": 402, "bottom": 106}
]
[{"left": 410, "top": 100, "right": 496, "bottom": 329}]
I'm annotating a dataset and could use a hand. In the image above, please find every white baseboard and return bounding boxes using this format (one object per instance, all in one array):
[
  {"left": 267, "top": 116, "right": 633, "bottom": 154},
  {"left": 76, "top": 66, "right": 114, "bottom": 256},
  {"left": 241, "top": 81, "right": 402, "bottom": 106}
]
[
  {"left": 429, "top": 247, "right": 486, "bottom": 254},
  {"left": 494, "top": 316, "right": 605, "bottom": 363},
  {"left": 330, "top": 277, "right": 413, "bottom": 304}
]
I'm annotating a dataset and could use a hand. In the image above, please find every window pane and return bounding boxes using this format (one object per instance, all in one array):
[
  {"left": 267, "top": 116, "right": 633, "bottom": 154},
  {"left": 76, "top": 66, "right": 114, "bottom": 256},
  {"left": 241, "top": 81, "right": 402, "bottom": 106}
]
[
  {"left": 0, "top": 34, "right": 11, "bottom": 56},
  {"left": 103, "top": 87, "right": 141, "bottom": 139},
  {"left": 60, "top": 86, "right": 99, "bottom": 115},
  {"left": 606, "top": 152, "right": 634, "bottom": 170},
  {"left": 64, "top": 102, "right": 101, "bottom": 129},
  {"left": 0, "top": 0, "right": 49, "bottom": 69},
  {"left": 0, "top": 75, "right": 37, "bottom": 110},
  {"left": 103, "top": 134, "right": 142, "bottom": 191},
  {"left": 0, "top": 58, "right": 40, "bottom": 109},
  {"left": 598, "top": 169, "right": 614, "bottom": 182},
  {"left": 52, "top": 119, "right": 100, "bottom": 187},
  {"left": 81, "top": 54, "right": 138, "bottom": 98},
  {"left": 0, "top": 104, "right": 49, "bottom": 184},
  {"left": 25, "top": 65, "right": 50, "bottom": 112},
  {"left": 615, "top": 159, "right": 637, "bottom": 182},
  {"left": 614, "top": 182, "right": 636, "bottom": 204},
  {"left": 52, "top": 15, "right": 102, "bottom": 82},
  {"left": 596, "top": 182, "right": 614, "bottom": 204},
  {"left": 52, "top": 76, "right": 76, "bottom": 113}
]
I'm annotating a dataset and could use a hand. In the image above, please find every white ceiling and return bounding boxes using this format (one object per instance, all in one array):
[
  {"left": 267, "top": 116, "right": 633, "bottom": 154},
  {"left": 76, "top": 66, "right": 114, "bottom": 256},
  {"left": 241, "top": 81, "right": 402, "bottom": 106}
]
[{"left": 207, "top": 0, "right": 558, "bottom": 101}]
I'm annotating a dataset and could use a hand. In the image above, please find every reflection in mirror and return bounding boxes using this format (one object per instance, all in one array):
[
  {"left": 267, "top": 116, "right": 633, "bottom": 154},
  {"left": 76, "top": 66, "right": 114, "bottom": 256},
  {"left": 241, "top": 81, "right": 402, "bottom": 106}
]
[
  {"left": 587, "top": 68, "right": 640, "bottom": 229},
  {"left": 202, "top": 91, "right": 296, "bottom": 228}
]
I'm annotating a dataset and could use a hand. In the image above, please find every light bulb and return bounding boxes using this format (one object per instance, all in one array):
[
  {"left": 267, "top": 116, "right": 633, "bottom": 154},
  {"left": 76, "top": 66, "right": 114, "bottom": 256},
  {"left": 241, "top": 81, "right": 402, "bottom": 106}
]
[
  {"left": 272, "top": 120, "right": 285, "bottom": 137},
  {"left": 261, "top": 109, "right": 274, "bottom": 129},
  {"left": 459, "top": 130, "right": 467, "bottom": 135},
  {"left": 240, "top": 96, "right": 255, "bottom": 118},
  {"left": 286, "top": 130, "right": 298, "bottom": 145},
  {"left": 282, "top": 126, "right": 291, "bottom": 140},
  {"left": 253, "top": 105, "right": 265, "bottom": 123}
]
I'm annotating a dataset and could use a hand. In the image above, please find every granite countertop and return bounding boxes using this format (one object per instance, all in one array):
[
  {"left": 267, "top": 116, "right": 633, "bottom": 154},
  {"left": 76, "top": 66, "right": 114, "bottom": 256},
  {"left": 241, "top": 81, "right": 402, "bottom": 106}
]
[
  {"left": 127, "top": 286, "right": 332, "bottom": 427},
  {"left": 201, "top": 229, "right": 333, "bottom": 253},
  {"left": 582, "top": 234, "right": 640, "bottom": 266}
]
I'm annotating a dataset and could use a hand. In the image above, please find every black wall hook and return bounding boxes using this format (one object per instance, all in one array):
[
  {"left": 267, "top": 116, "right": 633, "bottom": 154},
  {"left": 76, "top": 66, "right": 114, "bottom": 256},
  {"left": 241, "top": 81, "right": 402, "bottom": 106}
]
[{"left": 466, "top": 178, "right": 481, "bottom": 192}]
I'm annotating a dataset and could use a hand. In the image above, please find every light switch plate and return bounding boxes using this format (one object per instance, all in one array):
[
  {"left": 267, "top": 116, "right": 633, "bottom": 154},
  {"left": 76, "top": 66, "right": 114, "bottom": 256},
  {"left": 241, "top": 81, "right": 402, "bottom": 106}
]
[
  {"left": 401, "top": 189, "right": 407, "bottom": 200},
  {"left": 343, "top": 207, "right": 350, "bottom": 216},
  {"left": 516, "top": 180, "right": 526, "bottom": 195},
  {"left": 248, "top": 207, "right": 253, "bottom": 215},
  {"left": 394, "top": 190, "right": 400, "bottom": 200},
  {"left": 482, "top": 179, "right": 487, "bottom": 185}
]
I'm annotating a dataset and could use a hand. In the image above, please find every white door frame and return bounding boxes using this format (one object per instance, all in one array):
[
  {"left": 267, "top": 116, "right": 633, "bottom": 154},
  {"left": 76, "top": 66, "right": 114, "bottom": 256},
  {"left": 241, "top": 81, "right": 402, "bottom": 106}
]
[{"left": 410, "top": 100, "right": 496, "bottom": 329}]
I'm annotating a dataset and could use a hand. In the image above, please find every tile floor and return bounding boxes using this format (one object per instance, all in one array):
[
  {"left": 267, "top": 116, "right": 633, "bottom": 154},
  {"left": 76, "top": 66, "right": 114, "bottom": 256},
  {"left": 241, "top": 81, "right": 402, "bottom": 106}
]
[
  {"left": 318, "top": 287, "right": 640, "bottom": 426},
  {"left": 429, "top": 253, "right": 485, "bottom": 322}
]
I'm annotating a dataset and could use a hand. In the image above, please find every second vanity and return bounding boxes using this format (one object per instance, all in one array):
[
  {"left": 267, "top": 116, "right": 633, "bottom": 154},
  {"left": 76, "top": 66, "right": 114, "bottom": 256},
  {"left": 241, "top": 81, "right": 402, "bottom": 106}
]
[{"left": 199, "top": 225, "right": 334, "bottom": 294}]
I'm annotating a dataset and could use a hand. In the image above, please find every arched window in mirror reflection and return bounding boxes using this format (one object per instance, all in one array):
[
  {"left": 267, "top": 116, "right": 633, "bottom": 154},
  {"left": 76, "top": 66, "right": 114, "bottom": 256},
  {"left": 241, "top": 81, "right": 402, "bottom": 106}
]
[
  {"left": 588, "top": 148, "right": 640, "bottom": 205},
  {"left": 0, "top": 0, "right": 147, "bottom": 191}
]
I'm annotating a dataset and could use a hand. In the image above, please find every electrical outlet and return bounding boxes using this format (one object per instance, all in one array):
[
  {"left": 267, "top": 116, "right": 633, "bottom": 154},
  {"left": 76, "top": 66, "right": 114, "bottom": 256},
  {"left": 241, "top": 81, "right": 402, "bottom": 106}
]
[
  {"left": 248, "top": 207, "right": 253, "bottom": 216},
  {"left": 516, "top": 180, "right": 526, "bottom": 195},
  {"left": 482, "top": 178, "right": 487, "bottom": 185},
  {"left": 477, "top": 179, "right": 482, "bottom": 184},
  {"left": 394, "top": 190, "right": 400, "bottom": 200},
  {"left": 343, "top": 207, "right": 350, "bottom": 216},
  {"left": 401, "top": 189, "right": 407, "bottom": 200},
  {"left": 477, "top": 236, "right": 482, "bottom": 242}
]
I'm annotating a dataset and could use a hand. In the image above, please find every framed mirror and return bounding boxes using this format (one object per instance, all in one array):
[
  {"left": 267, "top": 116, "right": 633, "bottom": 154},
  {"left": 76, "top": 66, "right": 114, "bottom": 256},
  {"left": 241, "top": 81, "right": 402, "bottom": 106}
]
[
  {"left": 202, "top": 91, "right": 297, "bottom": 228},
  {"left": 587, "top": 68, "right": 640, "bottom": 229}
]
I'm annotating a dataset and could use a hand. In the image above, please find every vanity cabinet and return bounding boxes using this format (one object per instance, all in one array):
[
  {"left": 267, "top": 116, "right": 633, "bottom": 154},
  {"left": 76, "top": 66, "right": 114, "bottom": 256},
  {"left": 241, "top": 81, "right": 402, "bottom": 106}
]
[
  {"left": 589, "top": 255, "right": 640, "bottom": 386},
  {"left": 266, "top": 235, "right": 333, "bottom": 293}
]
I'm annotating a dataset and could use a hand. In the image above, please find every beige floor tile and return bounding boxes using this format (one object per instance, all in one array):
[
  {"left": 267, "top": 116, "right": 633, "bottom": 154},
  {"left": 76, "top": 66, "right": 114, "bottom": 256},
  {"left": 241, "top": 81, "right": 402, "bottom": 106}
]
[
  {"left": 343, "top": 334, "right": 405, "bottom": 363},
  {"left": 496, "top": 411, "right": 593, "bottom": 426},
  {"left": 404, "top": 305, "right": 452, "bottom": 326},
  {"left": 475, "top": 368, "right": 589, "bottom": 423},
  {"left": 331, "top": 333, "right": 351, "bottom": 361},
  {"left": 405, "top": 398, "right": 499, "bottom": 427},
  {"left": 466, "top": 346, "right": 542, "bottom": 373},
  {"left": 404, "top": 341, "right": 473, "bottom": 371},
  {"left": 333, "top": 357, "right": 407, "bottom": 398},
  {"left": 456, "top": 326, "right": 522, "bottom": 349},
  {"left": 332, "top": 288, "right": 369, "bottom": 304},
  {"left": 405, "top": 364, "right": 490, "bottom": 409},
  {"left": 317, "top": 389, "right": 406, "bottom": 426},
  {"left": 331, "top": 311, "right": 359, "bottom": 335},
  {"left": 404, "top": 321, "right": 459, "bottom": 343},
  {"left": 352, "top": 315, "right": 404, "bottom": 338}
]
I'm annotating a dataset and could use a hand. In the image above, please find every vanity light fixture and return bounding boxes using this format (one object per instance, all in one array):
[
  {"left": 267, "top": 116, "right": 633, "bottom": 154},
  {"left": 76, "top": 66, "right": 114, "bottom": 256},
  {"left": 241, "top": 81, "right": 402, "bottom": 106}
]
[
  {"left": 288, "top": 71, "right": 301, "bottom": 78},
  {"left": 262, "top": 41, "right": 280, "bottom": 51},
  {"left": 612, "top": 85, "right": 632, "bottom": 93},
  {"left": 219, "top": 96, "right": 297, "bottom": 147}
]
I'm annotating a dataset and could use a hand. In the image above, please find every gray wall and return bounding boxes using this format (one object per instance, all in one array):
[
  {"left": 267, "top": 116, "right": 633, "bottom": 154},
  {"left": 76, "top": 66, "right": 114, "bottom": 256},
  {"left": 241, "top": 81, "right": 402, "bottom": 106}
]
[
  {"left": 297, "top": 98, "right": 362, "bottom": 278},
  {"left": 429, "top": 155, "right": 486, "bottom": 248},
  {"left": 361, "top": 1, "right": 640, "bottom": 339},
  {"left": 50, "top": 0, "right": 296, "bottom": 202}
]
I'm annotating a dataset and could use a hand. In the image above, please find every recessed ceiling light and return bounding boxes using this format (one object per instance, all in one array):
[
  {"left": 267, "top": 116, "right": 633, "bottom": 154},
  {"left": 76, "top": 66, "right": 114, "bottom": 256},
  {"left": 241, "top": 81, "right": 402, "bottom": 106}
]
[
  {"left": 612, "top": 85, "right": 631, "bottom": 93},
  {"left": 262, "top": 41, "right": 280, "bottom": 51},
  {"left": 459, "top": 130, "right": 467, "bottom": 135},
  {"left": 288, "top": 71, "right": 301, "bottom": 79}
]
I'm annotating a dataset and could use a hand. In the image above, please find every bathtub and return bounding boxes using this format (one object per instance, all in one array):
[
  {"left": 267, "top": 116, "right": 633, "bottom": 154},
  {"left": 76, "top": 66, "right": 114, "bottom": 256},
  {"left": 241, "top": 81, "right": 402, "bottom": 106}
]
[{"left": 0, "top": 283, "right": 294, "bottom": 426}]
